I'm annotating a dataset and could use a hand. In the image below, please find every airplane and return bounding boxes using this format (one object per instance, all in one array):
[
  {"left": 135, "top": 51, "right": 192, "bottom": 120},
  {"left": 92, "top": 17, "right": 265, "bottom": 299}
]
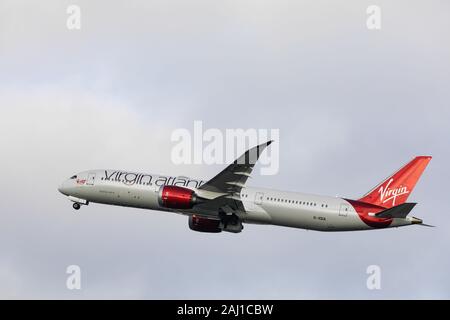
[{"left": 58, "top": 141, "right": 433, "bottom": 233}]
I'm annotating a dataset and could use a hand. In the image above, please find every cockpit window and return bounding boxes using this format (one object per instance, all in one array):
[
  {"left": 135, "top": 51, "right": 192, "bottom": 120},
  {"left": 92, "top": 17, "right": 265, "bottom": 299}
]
[{"left": 70, "top": 175, "right": 77, "bottom": 179}]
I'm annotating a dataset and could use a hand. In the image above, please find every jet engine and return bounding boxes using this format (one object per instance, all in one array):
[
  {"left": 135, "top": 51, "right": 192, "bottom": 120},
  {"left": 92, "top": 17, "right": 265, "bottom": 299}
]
[
  {"left": 158, "top": 186, "right": 199, "bottom": 209},
  {"left": 188, "top": 215, "right": 244, "bottom": 233},
  {"left": 188, "top": 215, "right": 222, "bottom": 233}
]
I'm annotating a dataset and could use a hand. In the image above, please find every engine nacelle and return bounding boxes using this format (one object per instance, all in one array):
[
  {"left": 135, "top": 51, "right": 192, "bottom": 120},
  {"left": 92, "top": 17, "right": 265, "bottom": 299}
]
[
  {"left": 189, "top": 215, "right": 222, "bottom": 233},
  {"left": 158, "top": 186, "right": 198, "bottom": 209},
  {"left": 188, "top": 215, "right": 244, "bottom": 233}
]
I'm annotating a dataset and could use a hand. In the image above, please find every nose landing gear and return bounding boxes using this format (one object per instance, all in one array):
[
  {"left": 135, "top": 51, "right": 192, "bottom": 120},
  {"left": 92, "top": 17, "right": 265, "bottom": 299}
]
[
  {"left": 72, "top": 203, "right": 81, "bottom": 210},
  {"left": 67, "top": 196, "right": 88, "bottom": 211}
]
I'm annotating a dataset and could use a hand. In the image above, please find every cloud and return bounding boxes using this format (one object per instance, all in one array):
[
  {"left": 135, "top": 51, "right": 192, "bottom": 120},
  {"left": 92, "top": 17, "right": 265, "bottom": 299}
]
[{"left": 0, "top": 0, "right": 450, "bottom": 299}]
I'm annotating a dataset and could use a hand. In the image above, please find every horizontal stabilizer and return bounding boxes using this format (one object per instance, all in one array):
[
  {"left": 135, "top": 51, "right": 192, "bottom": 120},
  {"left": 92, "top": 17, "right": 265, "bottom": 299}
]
[{"left": 375, "top": 203, "right": 417, "bottom": 219}]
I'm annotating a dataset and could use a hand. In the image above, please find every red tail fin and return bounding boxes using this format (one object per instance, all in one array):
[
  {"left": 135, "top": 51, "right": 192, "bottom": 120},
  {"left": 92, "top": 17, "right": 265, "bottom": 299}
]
[{"left": 358, "top": 156, "right": 432, "bottom": 208}]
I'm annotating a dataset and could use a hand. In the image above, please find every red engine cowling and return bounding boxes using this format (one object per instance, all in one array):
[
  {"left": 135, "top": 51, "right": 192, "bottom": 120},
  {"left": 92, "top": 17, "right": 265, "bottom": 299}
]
[
  {"left": 158, "top": 186, "right": 198, "bottom": 209},
  {"left": 189, "top": 215, "right": 222, "bottom": 233}
]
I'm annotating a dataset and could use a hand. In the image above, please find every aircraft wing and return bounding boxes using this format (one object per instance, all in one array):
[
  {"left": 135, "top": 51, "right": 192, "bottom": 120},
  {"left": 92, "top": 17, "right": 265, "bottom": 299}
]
[{"left": 192, "top": 140, "right": 273, "bottom": 215}]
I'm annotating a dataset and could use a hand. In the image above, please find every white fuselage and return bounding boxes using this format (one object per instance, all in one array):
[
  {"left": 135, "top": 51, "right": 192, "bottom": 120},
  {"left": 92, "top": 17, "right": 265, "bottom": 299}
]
[{"left": 58, "top": 169, "right": 416, "bottom": 232}]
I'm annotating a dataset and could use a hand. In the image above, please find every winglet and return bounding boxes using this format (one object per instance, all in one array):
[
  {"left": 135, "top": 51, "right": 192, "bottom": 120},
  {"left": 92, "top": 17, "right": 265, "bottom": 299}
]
[
  {"left": 199, "top": 141, "right": 273, "bottom": 194},
  {"left": 234, "top": 140, "right": 273, "bottom": 166}
]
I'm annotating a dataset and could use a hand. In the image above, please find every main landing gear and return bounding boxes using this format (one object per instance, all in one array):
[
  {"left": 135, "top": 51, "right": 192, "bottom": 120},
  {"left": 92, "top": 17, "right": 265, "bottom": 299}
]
[{"left": 72, "top": 203, "right": 81, "bottom": 210}]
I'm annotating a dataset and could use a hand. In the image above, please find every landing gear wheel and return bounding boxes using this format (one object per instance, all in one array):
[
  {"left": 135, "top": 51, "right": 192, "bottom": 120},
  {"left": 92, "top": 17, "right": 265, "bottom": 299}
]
[{"left": 73, "top": 203, "right": 81, "bottom": 210}]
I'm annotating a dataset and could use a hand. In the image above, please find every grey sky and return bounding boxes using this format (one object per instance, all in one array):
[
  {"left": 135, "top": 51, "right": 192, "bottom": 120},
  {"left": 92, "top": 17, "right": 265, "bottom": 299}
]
[{"left": 0, "top": 0, "right": 449, "bottom": 299}]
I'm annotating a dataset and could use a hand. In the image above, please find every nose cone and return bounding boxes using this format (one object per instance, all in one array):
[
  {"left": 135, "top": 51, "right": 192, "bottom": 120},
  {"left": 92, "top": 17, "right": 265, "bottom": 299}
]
[{"left": 58, "top": 181, "right": 68, "bottom": 196}]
